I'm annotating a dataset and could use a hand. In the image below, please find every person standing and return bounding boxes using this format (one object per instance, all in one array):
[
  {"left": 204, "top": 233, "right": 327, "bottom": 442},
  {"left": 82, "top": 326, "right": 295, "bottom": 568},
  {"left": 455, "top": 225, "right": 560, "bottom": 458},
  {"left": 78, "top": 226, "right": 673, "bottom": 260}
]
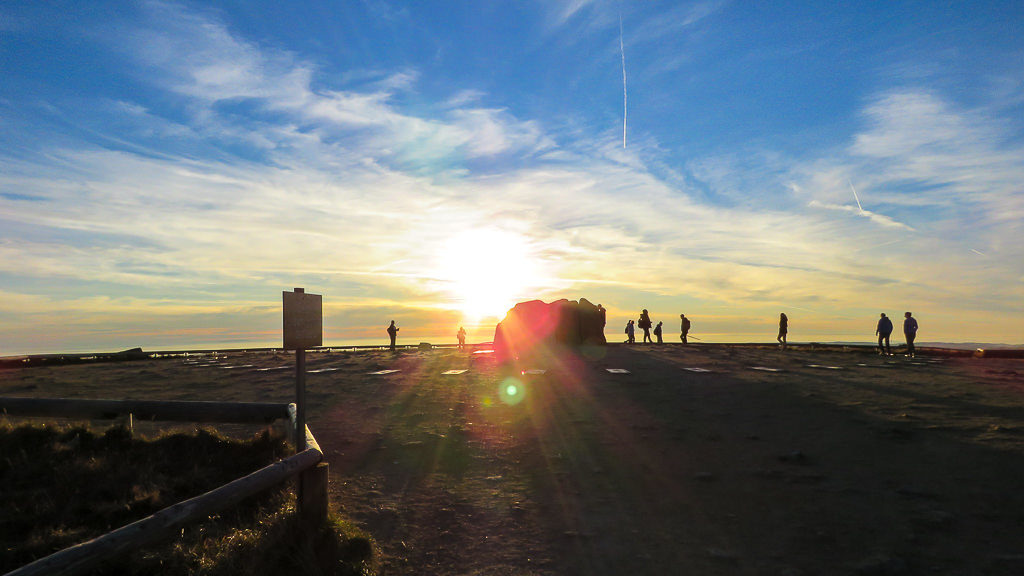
[
  {"left": 679, "top": 314, "right": 691, "bottom": 344},
  {"left": 387, "top": 320, "right": 400, "bottom": 351},
  {"left": 876, "top": 313, "right": 893, "bottom": 356},
  {"left": 903, "top": 312, "right": 918, "bottom": 358},
  {"left": 457, "top": 326, "right": 467, "bottom": 350},
  {"left": 625, "top": 319, "right": 635, "bottom": 344},
  {"left": 639, "top": 309, "right": 653, "bottom": 344},
  {"left": 778, "top": 313, "right": 788, "bottom": 350},
  {"left": 653, "top": 321, "right": 663, "bottom": 344}
]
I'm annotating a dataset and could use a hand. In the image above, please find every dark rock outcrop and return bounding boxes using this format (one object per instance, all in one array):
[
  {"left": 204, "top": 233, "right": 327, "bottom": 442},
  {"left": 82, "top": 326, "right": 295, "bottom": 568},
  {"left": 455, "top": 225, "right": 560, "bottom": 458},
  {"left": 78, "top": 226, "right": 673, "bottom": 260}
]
[
  {"left": 493, "top": 298, "right": 606, "bottom": 362},
  {"left": 114, "top": 347, "right": 147, "bottom": 360}
]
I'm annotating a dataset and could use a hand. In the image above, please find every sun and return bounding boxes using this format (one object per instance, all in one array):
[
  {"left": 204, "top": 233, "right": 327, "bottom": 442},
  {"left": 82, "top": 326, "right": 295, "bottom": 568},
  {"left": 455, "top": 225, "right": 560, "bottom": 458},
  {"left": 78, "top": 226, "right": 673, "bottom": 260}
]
[{"left": 436, "top": 228, "right": 542, "bottom": 320}]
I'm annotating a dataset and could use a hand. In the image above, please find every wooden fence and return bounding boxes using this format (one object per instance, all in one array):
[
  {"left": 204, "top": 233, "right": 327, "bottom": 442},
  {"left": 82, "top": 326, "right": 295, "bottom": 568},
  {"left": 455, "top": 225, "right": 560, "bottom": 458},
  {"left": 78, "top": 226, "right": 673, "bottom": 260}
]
[{"left": 0, "top": 397, "right": 328, "bottom": 576}]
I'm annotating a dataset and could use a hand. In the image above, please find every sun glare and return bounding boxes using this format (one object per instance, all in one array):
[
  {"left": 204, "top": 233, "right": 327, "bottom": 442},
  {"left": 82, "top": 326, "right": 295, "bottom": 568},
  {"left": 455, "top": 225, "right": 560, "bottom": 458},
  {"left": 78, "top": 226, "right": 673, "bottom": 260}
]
[{"left": 436, "top": 228, "right": 542, "bottom": 320}]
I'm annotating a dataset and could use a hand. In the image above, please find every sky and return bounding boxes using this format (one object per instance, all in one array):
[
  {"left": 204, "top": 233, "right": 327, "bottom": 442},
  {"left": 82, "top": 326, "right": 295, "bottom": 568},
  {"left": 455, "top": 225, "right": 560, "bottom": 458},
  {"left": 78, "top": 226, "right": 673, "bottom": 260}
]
[{"left": 1, "top": 0, "right": 1023, "bottom": 355}]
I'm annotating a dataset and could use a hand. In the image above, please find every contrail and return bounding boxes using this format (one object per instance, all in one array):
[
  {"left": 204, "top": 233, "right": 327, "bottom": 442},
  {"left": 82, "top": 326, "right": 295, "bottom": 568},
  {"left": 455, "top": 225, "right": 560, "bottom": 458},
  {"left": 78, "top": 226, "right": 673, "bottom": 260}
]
[
  {"left": 849, "top": 180, "right": 864, "bottom": 212},
  {"left": 970, "top": 248, "right": 986, "bottom": 256},
  {"left": 619, "top": 13, "right": 627, "bottom": 148}
]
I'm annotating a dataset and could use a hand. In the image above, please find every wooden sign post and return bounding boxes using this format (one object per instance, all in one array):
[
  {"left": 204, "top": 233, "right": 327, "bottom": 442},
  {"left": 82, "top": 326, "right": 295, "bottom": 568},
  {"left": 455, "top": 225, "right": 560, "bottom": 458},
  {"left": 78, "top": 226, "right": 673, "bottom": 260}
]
[{"left": 283, "top": 288, "right": 322, "bottom": 452}]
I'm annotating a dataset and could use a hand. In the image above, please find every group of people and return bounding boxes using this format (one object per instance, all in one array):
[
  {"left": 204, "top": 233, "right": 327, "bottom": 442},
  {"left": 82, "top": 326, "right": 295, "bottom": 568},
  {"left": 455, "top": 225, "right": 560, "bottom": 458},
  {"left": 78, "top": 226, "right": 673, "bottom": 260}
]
[
  {"left": 387, "top": 321, "right": 469, "bottom": 351},
  {"left": 875, "top": 311, "right": 919, "bottom": 357},
  {"left": 385, "top": 309, "right": 920, "bottom": 355},
  {"left": 625, "top": 310, "right": 691, "bottom": 344},
  {"left": 777, "top": 311, "right": 920, "bottom": 355}
]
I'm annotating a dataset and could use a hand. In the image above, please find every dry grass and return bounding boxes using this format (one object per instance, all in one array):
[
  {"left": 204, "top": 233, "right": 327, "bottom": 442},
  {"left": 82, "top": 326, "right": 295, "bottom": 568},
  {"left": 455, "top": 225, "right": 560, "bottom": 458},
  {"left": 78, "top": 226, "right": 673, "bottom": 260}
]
[{"left": 0, "top": 421, "right": 375, "bottom": 575}]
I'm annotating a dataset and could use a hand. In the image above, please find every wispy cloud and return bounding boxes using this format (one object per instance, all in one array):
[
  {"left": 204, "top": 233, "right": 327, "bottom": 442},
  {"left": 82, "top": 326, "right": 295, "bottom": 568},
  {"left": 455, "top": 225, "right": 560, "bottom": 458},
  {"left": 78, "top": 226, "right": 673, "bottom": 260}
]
[
  {"left": 850, "top": 90, "right": 1024, "bottom": 221},
  {"left": 547, "top": 0, "right": 598, "bottom": 26},
  {"left": 801, "top": 180, "right": 915, "bottom": 231},
  {"left": 109, "top": 3, "right": 552, "bottom": 166},
  {"left": 635, "top": 0, "right": 727, "bottom": 41},
  {"left": 685, "top": 85, "right": 1024, "bottom": 321},
  {"left": 807, "top": 200, "right": 915, "bottom": 231},
  {"left": 444, "top": 89, "right": 487, "bottom": 108}
]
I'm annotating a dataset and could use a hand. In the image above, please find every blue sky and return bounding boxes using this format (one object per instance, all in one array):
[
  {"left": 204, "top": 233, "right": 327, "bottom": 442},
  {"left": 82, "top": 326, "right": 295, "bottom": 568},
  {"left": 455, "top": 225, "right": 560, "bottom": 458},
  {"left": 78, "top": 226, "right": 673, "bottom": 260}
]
[{"left": 1, "top": 0, "right": 1023, "bottom": 354}]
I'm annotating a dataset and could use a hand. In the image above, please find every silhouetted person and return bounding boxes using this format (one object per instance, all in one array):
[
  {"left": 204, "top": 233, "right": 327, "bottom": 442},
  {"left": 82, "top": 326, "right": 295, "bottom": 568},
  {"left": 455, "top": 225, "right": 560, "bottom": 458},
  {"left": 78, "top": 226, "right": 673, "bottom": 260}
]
[
  {"left": 903, "top": 312, "right": 918, "bottom": 358},
  {"left": 625, "top": 319, "right": 635, "bottom": 344},
  {"left": 457, "top": 326, "right": 467, "bottom": 350},
  {"left": 639, "top": 309, "right": 653, "bottom": 344},
  {"left": 778, "top": 313, "right": 788, "bottom": 350},
  {"left": 654, "top": 321, "right": 663, "bottom": 344},
  {"left": 876, "top": 313, "right": 893, "bottom": 356},
  {"left": 597, "top": 304, "right": 607, "bottom": 330},
  {"left": 679, "top": 314, "right": 691, "bottom": 344},
  {"left": 387, "top": 320, "right": 399, "bottom": 351}
]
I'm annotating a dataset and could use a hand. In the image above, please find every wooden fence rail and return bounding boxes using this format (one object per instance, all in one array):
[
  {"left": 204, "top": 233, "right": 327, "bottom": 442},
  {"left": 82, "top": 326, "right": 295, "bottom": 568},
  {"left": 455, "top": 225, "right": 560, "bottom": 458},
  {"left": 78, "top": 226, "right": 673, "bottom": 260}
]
[{"left": 1, "top": 398, "right": 327, "bottom": 576}]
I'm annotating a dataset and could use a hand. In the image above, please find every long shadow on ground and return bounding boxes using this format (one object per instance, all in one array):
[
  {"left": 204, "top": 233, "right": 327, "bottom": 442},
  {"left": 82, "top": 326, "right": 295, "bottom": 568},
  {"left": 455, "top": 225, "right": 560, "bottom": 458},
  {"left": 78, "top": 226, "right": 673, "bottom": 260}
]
[{"left": 313, "top": 346, "right": 1024, "bottom": 576}]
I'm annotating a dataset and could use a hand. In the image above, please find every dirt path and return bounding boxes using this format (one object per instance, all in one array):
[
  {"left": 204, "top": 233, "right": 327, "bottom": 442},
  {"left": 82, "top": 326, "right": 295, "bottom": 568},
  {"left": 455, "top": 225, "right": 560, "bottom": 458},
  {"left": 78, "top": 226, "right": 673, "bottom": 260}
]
[{"left": 303, "top": 345, "right": 1024, "bottom": 575}]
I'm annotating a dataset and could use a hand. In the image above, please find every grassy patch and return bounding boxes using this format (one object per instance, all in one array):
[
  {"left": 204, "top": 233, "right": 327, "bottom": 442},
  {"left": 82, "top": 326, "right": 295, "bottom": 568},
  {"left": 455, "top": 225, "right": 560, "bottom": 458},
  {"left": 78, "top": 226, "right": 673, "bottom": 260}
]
[{"left": 0, "top": 421, "right": 375, "bottom": 575}]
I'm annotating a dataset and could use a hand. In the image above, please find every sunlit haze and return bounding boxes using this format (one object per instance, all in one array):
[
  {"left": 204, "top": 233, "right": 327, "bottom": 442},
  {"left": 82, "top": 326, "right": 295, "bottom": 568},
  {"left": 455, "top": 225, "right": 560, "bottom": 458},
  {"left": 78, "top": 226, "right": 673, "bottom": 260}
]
[
  {"left": 1, "top": 1, "right": 1023, "bottom": 355},
  {"left": 435, "top": 228, "right": 550, "bottom": 322}
]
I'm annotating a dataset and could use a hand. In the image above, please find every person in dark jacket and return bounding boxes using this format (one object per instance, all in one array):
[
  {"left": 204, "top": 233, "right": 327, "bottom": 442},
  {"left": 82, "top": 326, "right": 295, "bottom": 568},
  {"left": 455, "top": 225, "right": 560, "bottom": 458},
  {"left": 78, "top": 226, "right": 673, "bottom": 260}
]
[
  {"left": 653, "top": 321, "right": 663, "bottom": 344},
  {"left": 876, "top": 313, "right": 893, "bottom": 356},
  {"left": 778, "top": 313, "right": 788, "bottom": 350},
  {"left": 903, "top": 312, "right": 918, "bottom": 358},
  {"left": 625, "top": 319, "right": 635, "bottom": 344},
  {"left": 639, "top": 309, "right": 653, "bottom": 344},
  {"left": 679, "top": 314, "right": 691, "bottom": 344},
  {"left": 387, "top": 320, "right": 399, "bottom": 351}
]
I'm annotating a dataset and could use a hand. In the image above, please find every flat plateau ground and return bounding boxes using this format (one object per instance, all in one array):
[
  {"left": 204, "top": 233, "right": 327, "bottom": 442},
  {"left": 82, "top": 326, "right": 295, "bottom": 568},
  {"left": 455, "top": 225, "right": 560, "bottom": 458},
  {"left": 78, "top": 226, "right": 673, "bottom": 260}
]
[{"left": 3, "top": 344, "right": 1024, "bottom": 575}]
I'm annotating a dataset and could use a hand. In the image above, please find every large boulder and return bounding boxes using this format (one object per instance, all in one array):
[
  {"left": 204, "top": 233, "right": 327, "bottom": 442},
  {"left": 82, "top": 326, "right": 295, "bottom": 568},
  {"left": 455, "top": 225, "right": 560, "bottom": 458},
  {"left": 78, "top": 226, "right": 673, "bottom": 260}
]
[
  {"left": 577, "top": 297, "right": 606, "bottom": 346},
  {"left": 493, "top": 298, "right": 606, "bottom": 362}
]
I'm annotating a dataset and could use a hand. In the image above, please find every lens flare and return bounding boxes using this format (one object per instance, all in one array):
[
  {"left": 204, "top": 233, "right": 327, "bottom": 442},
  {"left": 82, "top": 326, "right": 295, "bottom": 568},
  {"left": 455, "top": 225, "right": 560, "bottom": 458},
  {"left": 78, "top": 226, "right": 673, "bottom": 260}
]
[{"left": 499, "top": 377, "right": 525, "bottom": 405}]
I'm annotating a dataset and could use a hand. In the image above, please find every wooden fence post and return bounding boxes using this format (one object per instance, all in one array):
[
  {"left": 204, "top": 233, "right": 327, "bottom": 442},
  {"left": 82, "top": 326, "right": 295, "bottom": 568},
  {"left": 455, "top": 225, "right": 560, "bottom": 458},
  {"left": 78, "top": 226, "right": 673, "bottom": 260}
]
[{"left": 299, "top": 462, "right": 329, "bottom": 528}]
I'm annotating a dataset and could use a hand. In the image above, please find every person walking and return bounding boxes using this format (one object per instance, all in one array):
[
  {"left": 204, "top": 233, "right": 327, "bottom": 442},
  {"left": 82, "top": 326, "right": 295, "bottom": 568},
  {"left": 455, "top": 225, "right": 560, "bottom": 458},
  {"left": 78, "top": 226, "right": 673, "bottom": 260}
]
[
  {"left": 639, "top": 309, "right": 653, "bottom": 344},
  {"left": 679, "top": 314, "right": 691, "bottom": 344},
  {"left": 778, "top": 313, "right": 788, "bottom": 350},
  {"left": 625, "top": 319, "right": 635, "bottom": 344},
  {"left": 457, "top": 326, "right": 467, "bottom": 350},
  {"left": 387, "top": 320, "right": 400, "bottom": 351},
  {"left": 903, "top": 312, "right": 918, "bottom": 358},
  {"left": 653, "top": 321, "right": 663, "bottom": 344},
  {"left": 876, "top": 313, "right": 893, "bottom": 356}
]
